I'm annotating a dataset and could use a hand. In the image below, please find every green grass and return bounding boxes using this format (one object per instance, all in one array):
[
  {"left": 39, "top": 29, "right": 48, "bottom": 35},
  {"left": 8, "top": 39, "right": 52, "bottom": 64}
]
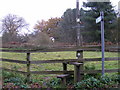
[{"left": 1, "top": 51, "right": 119, "bottom": 80}]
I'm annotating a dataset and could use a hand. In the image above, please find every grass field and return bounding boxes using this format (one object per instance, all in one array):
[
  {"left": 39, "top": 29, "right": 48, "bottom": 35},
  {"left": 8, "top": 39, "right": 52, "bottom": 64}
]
[{"left": 1, "top": 51, "right": 119, "bottom": 80}]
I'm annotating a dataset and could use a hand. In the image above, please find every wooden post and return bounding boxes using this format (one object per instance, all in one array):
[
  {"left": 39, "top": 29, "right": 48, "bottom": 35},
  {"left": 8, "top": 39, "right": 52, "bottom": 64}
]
[
  {"left": 26, "top": 52, "right": 30, "bottom": 83},
  {"left": 69, "top": 62, "right": 83, "bottom": 83},
  {"left": 63, "top": 63, "right": 67, "bottom": 73},
  {"left": 76, "top": 50, "right": 83, "bottom": 81},
  {"left": 62, "top": 62, "right": 67, "bottom": 84},
  {"left": 74, "top": 65, "right": 80, "bottom": 83}
]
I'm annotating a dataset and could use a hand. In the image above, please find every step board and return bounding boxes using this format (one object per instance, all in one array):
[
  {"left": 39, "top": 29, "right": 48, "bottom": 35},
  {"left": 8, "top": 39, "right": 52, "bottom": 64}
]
[{"left": 57, "top": 74, "right": 70, "bottom": 78}]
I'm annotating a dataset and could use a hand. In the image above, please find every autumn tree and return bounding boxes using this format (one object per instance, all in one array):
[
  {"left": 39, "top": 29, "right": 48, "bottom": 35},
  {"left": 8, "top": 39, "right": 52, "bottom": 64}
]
[
  {"left": 2, "top": 14, "right": 28, "bottom": 43},
  {"left": 29, "top": 17, "right": 61, "bottom": 46},
  {"left": 34, "top": 17, "right": 61, "bottom": 38}
]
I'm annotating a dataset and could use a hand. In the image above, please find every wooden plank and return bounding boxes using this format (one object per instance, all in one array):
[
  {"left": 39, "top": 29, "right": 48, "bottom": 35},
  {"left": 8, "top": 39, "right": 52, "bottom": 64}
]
[
  {"left": 30, "top": 71, "right": 74, "bottom": 74},
  {"left": 1, "top": 57, "right": 119, "bottom": 65},
  {"left": 30, "top": 69, "right": 119, "bottom": 75},
  {"left": 57, "top": 74, "right": 70, "bottom": 85},
  {"left": 57, "top": 74, "right": 70, "bottom": 78},
  {"left": 0, "top": 47, "right": 101, "bottom": 53},
  {"left": 83, "top": 57, "right": 120, "bottom": 61},
  {"left": 31, "top": 59, "right": 76, "bottom": 64},
  {"left": 1, "top": 58, "right": 27, "bottom": 64},
  {"left": 1, "top": 57, "right": 118, "bottom": 64},
  {"left": 0, "top": 49, "right": 30, "bottom": 53},
  {"left": 105, "top": 69, "right": 119, "bottom": 73},
  {"left": 2, "top": 68, "right": 27, "bottom": 74},
  {"left": 30, "top": 57, "right": 120, "bottom": 64},
  {"left": 69, "top": 62, "right": 83, "bottom": 66},
  {"left": 105, "top": 57, "right": 120, "bottom": 61},
  {"left": 82, "top": 69, "right": 119, "bottom": 74},
  {"left": 1, "top": 68, "right": 119, "bottom": 75},
  {"left": 0, "top": 46, "right": 119, "bottom": 53}
]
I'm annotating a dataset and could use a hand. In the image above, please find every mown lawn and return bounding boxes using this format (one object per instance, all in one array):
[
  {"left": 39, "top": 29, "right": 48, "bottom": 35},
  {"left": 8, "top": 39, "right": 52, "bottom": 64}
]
[{"left": 0, "top": 51, "right": 119, "bottom": 79}]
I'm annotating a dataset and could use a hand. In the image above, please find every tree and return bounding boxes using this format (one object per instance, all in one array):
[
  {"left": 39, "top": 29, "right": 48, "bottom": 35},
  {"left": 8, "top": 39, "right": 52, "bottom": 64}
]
[
  {"left": 117, "top": 17, "right": 120, "bottom": 43},
  {"left": 58, "top": 9, "right": 77, "bottom": 43},
  {"left": 2, "top": 14, "right": 28, "bottom": 43},
  {"left": 34, "top": 17, "right": 61, "bottom": 38},
  {"left": 82, "top": 2, "right": 117, "bottom": 42},
  {"left": 34, "top": 20, "right": 47, "bottom": 33}
]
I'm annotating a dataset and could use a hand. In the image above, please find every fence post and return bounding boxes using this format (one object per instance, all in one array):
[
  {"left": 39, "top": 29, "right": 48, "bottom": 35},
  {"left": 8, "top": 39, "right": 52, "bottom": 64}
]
[
  {"left": 63, "top": 62, "right": 67, "bottom": 73},
  {"left": 26, "top": 52, "right": 31, "bottom": 83},
  {"left": 76, "top": 50, "right": 83, "bottom": 81}
]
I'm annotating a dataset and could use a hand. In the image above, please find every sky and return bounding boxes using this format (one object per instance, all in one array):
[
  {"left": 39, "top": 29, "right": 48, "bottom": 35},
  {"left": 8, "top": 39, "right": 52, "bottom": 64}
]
[{"left": 0, "top": 0, "right": 119, "bottom": 34}]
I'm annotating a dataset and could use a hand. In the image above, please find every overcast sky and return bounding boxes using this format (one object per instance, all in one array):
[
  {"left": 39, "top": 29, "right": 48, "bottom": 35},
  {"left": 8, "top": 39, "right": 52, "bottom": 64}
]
[{"left": 0, "top": 0, "right": 119, "bottom": 34}]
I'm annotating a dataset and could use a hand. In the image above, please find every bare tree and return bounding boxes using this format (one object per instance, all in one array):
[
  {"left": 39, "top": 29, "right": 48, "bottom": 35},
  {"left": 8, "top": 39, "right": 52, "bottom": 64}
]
[{"left": 1, "top": 14, "right": 28, "bottom": 43}]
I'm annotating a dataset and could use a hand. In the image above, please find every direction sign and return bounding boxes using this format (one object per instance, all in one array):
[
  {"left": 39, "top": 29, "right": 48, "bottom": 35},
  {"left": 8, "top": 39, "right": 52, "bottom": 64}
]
[{"left": 96, "top": 16, "right": 102, "bottom": 23}]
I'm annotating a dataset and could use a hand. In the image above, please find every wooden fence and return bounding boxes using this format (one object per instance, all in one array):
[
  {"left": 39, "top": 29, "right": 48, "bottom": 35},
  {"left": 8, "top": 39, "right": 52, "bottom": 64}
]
[{"left": 0, "top": 47, "right": 120, "bottom": 83}]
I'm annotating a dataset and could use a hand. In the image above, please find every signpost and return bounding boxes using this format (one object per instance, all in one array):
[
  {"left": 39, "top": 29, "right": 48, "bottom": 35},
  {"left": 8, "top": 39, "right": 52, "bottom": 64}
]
[
  {"left": 76, "top": 0, "right": 82, "bottom": 47},
  {"left": 96, "top": 16, "right": 102, "bottom": 24},
  {"left": 96, "top": 11, "right": 105, "bottom": 76}
]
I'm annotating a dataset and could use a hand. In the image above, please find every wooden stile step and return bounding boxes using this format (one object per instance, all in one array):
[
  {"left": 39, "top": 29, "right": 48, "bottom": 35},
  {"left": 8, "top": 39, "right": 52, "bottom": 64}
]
[
  {"left": 57, "top": 74, "right": 70, "bottom": 85},
  {"left": 57, "top": 74, "right": 70, "bottom": 78},
  {"left": 69, "top": 62, "right": 83, "bottom": 66}
]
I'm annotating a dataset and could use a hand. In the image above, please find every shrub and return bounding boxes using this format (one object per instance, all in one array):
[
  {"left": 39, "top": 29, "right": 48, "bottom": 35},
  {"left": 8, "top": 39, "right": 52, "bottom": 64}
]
[
  {"left": 2, "top": 71, "right": 16, "bottom": 79},
  {"left": 100, "top": 75, "right": 112, "bottom": 85},
  {"left": 46, "top": 78, "right": 62, "bottom": 88},
  {"left": 111, "top": 75, "right": 120, "bottom": 83},
  {"left": 28, "top": 32, "right": 52, "bottom": 48},
  {"left": 74, "top": 77, "right": 100, "bottom": 89},
  {"left": 74, "top": 75, "right": 119, "bottom": 89},
  {"left": 4, "top": 77, "right": 28, "bottom": 88}
]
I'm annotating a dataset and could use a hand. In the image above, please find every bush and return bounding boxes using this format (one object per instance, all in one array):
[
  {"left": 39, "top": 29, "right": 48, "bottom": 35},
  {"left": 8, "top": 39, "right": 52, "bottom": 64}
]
[
  {"left": 2, "top": 71, "right": 25, "bottom": 80},
  {"left": 111, "top": 75, "right": 120, "bottom": 83},
  {"left": 2, "top": 71, "right": 29, "bottom": 88},
  {"left": 74, "top": 75, "right": 119, "bottom": 89},
  {"left": 100, "top": 75, "right": 112, "bottom": 84},
  {"left": 74, "top": 77, "right": 100, "bottom": 89},
  {"left": 4, "top": 77, "right": 28, "bottom": 88},
  {"left": 46, "top": 78, "right": 62, "bottom": 88},
  {"left": 28, "top": 32, "right": 52, "bottom": 47}
]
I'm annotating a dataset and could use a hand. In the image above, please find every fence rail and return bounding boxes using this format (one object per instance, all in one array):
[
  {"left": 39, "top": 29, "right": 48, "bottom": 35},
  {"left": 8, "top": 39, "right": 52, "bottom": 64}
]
[
  {"left": 1, "top": 68, "right": 119, "bottom": 75},
  {"left": 1, "top": 58, "right": 27, "bottom": 64},
  {"left": 1, "top": 57, "right": 119, "bottom": 64},
  {"left": 0, "top": 46, "right": 119, "bottom": 53}
]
